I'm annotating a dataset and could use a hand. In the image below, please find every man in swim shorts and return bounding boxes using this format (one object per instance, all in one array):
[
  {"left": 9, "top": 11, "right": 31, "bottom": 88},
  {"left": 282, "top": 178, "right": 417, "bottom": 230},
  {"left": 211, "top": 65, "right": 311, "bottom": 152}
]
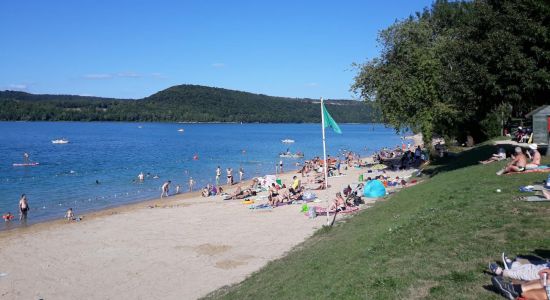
[
  {"left": 497, "top": 147, "right": 527, "bottom": 175},
  {"left": 19, "top": 194, "right": 29, "bottom": 221}
]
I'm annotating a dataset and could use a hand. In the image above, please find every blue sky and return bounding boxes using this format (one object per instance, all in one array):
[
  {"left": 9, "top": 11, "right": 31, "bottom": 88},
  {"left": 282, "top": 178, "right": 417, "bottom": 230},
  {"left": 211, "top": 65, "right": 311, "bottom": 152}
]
[{"left": 0, "top": 0, "right": 433, "bottom": 99}]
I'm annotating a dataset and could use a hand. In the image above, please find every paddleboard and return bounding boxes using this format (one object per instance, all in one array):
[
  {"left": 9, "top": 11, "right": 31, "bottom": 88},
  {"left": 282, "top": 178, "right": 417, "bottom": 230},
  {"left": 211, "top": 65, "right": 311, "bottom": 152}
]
[{"left": 13, "top": 162, "right": 39, "bottom": 167}]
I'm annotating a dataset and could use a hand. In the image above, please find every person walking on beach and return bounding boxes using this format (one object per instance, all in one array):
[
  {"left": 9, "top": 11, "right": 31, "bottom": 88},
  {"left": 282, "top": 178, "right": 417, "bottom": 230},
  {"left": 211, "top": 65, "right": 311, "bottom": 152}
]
[
  {"left": 189, "top": 177, "right": 195, "bottom": 191},
  {"left": 227, "top": 168, "right": 233, "bottom": 185},
  {"left": 161, "top": 181, "right": 171, "bottom": 198},
  {"left": 19, "top": 194, "right": 29, "bottom": 221},
  {"left": 239, "top": 167, "right": 244, "bottom": 182},
  {"left": 279, "top": 160, "right": 284, "bottom": 173},
  {"left": 216, "top": 166, "right": 221, "bottom": 185}
]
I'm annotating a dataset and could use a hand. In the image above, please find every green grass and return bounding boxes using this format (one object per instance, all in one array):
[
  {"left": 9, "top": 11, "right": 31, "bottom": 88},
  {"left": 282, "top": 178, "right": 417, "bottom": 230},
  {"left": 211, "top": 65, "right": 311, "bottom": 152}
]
[{"left": 205, "top": 144, "right": 550, "bottom": 300}]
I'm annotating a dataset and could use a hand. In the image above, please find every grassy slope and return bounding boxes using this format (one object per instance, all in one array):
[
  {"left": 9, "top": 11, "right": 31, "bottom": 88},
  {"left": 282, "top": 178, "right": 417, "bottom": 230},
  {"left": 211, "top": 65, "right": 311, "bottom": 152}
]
[{"left": 206, "top": 144, "right": 550, "bottom": 299}]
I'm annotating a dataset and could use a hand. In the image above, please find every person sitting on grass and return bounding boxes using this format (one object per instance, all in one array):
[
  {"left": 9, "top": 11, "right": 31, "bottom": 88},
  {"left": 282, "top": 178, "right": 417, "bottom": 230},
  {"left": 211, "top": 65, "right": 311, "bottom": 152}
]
[
  {"left": 491, "top": 268, "right": 550, "bottom": 300},
  {"left": 489, "top": 252, "right": 550, "bottom": 281},
  {"left": 526, "top": 144, "right": 541, "bottom": 170},
  {"left": 496, "top": 147, "right": 527, "bottom": 175},
  {"left": 480, "top": 147, "right": 507, "bottom": 164}
]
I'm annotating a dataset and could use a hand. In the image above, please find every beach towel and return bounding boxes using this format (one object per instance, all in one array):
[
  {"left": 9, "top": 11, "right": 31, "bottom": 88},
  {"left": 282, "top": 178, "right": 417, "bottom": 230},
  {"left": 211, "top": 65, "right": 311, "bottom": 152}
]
[
  {"left": 241, "top": 199, "right": 254, "bottom": 204},
  {"left": 518, "top": 196, "right": 549, "bottom": 202},
  {"left": 305, "top": 206, "right": 359, "bottom": 216},
  {"left": 248, "top": 203, "right": 273, "bottom": 210},
  {"left": 505, "top": 166, "right": 550, "bottom": 175}
]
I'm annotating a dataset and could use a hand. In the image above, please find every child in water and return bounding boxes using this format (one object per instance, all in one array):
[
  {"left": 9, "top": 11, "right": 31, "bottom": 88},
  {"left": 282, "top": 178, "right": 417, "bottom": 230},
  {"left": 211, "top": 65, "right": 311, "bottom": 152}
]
[
  {"left": 65, "top": 208, "right": 74, "bottom": 221},
  {"left": 3, "top": 212, "right": 14, "bottom": 222}
]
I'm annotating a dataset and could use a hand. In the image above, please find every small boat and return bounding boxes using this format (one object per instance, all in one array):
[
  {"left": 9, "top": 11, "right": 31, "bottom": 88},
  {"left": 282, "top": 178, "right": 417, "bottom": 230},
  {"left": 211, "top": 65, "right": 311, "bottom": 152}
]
[
  {"left": 178, "top": 129, "right": 184, "bottom": 132},
  {"left": 281, "top": 139, "right": 295, "bottom": 143},
  {"left": 13, "top": 162, "right": 40, "bottom": 167},
  {"left": 52, "top": 138, "right": 69, "bottom": 144}
]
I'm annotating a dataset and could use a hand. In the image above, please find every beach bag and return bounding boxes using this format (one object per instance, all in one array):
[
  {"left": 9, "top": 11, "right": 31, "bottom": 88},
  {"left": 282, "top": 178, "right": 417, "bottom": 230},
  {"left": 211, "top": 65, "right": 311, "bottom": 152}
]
[{"left": 303, "top": 191, "right": 316, "bottom": 201}]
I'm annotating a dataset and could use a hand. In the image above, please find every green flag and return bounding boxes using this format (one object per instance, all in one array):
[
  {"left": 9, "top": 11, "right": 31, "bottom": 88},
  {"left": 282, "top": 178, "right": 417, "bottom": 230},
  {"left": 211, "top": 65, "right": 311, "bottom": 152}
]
[{"left": 322, "top": 103, "right": 342, "bottom": 134}]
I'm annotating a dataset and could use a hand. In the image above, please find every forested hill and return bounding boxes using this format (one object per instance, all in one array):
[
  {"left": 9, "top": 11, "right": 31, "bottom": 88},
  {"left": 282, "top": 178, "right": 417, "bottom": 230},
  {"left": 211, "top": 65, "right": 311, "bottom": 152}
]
[{"left": 0, "top": 85, "right": 377, "bottom": 123}]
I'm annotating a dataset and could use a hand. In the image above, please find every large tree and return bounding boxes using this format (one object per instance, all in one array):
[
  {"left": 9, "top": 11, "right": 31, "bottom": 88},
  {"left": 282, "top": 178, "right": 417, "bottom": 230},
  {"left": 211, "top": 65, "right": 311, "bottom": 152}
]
[{"left": 353, "top": 0, "right": 550, "bottom": 143}]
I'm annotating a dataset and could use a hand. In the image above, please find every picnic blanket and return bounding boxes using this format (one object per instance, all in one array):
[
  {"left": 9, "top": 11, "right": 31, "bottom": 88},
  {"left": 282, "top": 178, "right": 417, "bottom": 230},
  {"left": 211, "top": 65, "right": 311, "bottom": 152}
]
[{"left": 305, "top": 205, "right": 360, "bottom": 216}]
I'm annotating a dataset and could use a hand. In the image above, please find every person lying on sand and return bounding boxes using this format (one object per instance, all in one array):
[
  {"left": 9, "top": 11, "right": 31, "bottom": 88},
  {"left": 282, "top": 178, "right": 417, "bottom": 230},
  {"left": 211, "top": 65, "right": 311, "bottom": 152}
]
[
  {"left": 491, "top": 268, "right": 550, "bottom": 300},
  {"left": 496, "top": 147, "right": 527, "bottom": 175},
  {"left": 480, "top": 147, "right": 506, "bottom": 164}
]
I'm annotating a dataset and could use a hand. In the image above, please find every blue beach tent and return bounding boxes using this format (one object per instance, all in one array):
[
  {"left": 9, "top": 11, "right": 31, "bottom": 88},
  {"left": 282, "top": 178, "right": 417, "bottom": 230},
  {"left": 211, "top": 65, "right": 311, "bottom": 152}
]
[{"left": 363, "top": 179, "right": 386, "bottom": 198}]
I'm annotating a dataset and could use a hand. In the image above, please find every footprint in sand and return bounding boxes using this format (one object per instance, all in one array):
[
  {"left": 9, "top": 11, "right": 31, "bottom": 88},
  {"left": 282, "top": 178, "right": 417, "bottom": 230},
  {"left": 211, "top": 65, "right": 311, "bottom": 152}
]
[
  {"left": 215, "top": 259, "right": 247, "bottom": 270},
  {"left": 194, "top": 243, "right": 232, "bottom": 256}
]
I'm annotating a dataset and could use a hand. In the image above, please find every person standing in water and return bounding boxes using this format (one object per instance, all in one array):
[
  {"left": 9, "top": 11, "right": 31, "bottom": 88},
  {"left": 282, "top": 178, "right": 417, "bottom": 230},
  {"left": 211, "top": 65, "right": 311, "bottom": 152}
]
[
  {"left": 216, "top": 166, "right": 221, "bottom": 186},
  {"left": 161, "top": 181, "right": 171, "bottom": 198},
  {"left": 23, "top": 152, "right": 30, "bottom": 164},
  {"left": 138, "top": 172, "right": 145, "bottom": 182},
  {"left": 19, "top": 194, "right": 30, "bottom": 221},
  {"left": 189, "top": 177, "right": 195, "bottom": 191},
  {"left": 239, "top": 167, "right": 244, "bottom": 182},
  {"left": 227, "top": 168, "right": 233, "bottom": 185}
]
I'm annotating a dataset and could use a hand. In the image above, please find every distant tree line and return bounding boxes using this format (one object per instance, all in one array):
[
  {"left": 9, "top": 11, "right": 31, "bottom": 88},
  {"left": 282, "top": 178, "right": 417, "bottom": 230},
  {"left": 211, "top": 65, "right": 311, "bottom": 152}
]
[
  {"left": 0, "top": 85, "right": 378, "bottom": 123},
  {"left": 353, "top": 0, "right": 550, "bottom": 143}
]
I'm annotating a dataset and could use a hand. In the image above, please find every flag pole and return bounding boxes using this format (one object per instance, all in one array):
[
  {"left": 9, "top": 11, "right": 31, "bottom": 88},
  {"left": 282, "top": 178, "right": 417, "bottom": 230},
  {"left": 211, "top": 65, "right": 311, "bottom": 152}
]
[{"left": 320, "top": 97, "right": 330, "bottom": 225}]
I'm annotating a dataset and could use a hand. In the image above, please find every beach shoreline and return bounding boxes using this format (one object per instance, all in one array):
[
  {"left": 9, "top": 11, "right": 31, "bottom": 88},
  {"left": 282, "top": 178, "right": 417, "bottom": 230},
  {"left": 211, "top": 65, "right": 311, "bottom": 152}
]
[{"left": 0, "top": 147, "right": 421, "bottom": 299}]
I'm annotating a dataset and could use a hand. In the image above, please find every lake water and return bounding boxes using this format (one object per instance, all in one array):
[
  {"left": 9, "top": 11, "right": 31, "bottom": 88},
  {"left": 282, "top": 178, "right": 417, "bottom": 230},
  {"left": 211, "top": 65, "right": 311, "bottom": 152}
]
[{"left": 0, "top": 122, "right": 403, "bottom": 226}]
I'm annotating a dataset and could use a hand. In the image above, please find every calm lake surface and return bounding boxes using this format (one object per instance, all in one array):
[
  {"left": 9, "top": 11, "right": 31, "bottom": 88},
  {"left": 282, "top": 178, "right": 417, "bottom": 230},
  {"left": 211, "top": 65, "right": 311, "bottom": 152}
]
[{"left": 0, "top": 122, "right": 403, "bottom": 226}]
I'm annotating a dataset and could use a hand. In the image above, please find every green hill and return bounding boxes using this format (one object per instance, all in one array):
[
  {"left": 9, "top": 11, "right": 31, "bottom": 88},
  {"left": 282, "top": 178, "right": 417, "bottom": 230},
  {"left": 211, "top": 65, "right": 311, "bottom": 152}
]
[{"left": 0, "top": 85, "right": 378, "bottom": 123}]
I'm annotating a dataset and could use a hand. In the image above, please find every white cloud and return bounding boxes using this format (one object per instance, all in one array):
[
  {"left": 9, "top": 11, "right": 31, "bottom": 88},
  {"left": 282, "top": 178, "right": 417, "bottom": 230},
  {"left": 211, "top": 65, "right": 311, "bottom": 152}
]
[
  {"left": 306, "top": 82, "right": 318, "bottom": 87},
  {"left": 211, "top": 63, "right": 225, "bottom": 68},
  {"left": 9, "top": 84, "right": 27, "bottom": 90},
  {"left": 83, "top": 74, "right": 113, "bottom": 79},
  {"left": 117, "top": 72, "right": 141, "bottom": 78}
]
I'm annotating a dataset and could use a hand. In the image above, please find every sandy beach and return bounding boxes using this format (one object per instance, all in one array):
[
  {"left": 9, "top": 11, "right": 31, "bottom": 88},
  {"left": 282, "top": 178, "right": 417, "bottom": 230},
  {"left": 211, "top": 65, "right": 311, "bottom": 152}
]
[{"left": 0, "top": 150, "right": 420, "bottom": 299}]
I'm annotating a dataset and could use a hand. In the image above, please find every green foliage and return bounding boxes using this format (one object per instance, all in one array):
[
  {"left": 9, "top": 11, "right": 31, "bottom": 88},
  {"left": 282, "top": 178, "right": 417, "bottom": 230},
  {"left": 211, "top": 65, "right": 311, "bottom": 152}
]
[
  {"left": 0, "top": 86, "right": 377, "bottom": 123},
  {"left": 204, "top": 144, "right": 550, "bottom": 299},
  {"left": 353, "top": 0, "right": 550, "bottom": 143}
]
